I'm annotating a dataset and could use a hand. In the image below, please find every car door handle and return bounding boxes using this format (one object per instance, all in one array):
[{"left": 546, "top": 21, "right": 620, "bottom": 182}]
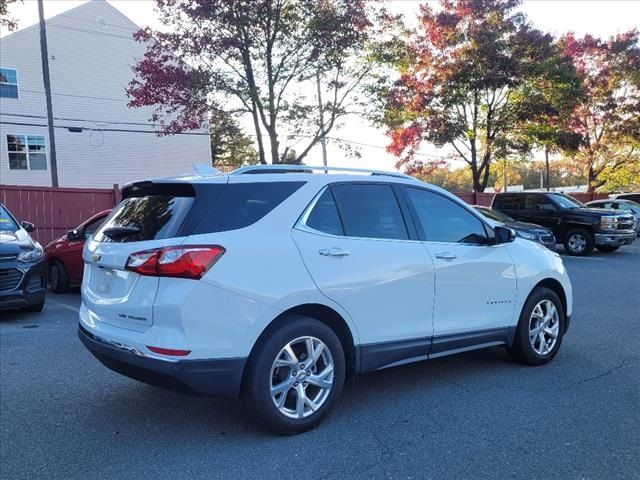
[
  {"left": 434, "top": 252, "right": 457, "bottom": 260},
  {"left": 319, "top": 247, "right": 350, "bottom": 257}
]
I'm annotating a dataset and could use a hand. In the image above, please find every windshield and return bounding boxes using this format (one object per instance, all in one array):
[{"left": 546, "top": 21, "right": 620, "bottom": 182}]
[
  {"left": 552, "top": 194, "right": 584, "bottom": 209},
  {"left": 475, "top": 207, "right": 513, "bottom": 222},
  {"left": 0, "top": 205, "right": 20, "bottom": 233}
]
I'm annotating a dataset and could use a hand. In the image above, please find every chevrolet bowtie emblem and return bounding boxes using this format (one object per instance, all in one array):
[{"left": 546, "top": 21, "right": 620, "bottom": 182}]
[{"left": 91, "top": 253, "right": 102, "bottom": 262}]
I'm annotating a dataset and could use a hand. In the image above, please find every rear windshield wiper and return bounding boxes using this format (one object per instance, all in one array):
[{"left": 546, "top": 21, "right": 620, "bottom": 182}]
[{"left": 101, "top": 226, "right": 141, "bottom": 238}]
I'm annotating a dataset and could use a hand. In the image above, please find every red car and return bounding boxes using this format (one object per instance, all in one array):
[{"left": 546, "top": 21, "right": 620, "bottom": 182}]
[{"left": 44, "top": 210, "right": 111, "bottom": 293}]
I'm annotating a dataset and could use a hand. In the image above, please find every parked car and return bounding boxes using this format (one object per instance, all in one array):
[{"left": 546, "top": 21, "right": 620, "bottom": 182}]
[
  {"left": 492, "top": 192, "right": 636, "bottom": 256},
  {"left": 44, "top": 210, "right": 111, "bottom": 293},
  {"left": 0, "top": 203, "right": 46, "bottom": 312},
  {"left": 585, "top": 199, "right": 640, "bottom": 236},
  {"left": 79, "top": 166, "right": 573, "bottom": 435},
  {"left": 473, "top": 205, "right": 556, "bottom": 250},
  {"left": 609, "top": 192, "right": 640, "bottom": 203}
]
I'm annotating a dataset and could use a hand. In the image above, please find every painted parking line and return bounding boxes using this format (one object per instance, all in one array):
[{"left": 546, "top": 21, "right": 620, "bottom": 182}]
[{"left": 45, "top": 296, "right": 80, "bottom": 314}]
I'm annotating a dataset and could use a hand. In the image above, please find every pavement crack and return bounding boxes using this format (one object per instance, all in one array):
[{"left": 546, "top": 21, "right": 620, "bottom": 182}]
[{"left": 569, "top": 359, "right": 638, "bottom": 388}]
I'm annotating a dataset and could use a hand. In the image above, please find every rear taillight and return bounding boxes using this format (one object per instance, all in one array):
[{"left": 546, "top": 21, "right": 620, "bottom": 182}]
[
  {"left": 146, "top": 346, "right": 191, "bottom": 356},
  {"left": 125, "top": 245, "right": 225, "bottom": 279}
]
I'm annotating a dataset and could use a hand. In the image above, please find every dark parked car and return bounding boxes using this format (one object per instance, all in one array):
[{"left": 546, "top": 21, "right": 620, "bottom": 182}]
[
  {"left": 585, "top": 199, "right": 640, "bottom": 236},
  {"left": 0, "top": 203, "right": 47, "bottom": 312},
  {"left": 492, "top": 192, "right": 636, "bottom": 256},
  {"left": 610, "top": 192, "right": 640, "bottom": 203},
  {"left": 473, "top": 205, "right": 556, "bottom": 250},
  {"left": 44, "top": 210, "right": 111, "bottom": 293}
]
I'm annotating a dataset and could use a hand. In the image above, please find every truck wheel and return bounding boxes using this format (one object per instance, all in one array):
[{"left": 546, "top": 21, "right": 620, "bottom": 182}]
[
  {"left": 508, "top": 287, "right": 565, "bottom": 366},
  {"left": 49, "top": 260, "right": 70, "bottom": 293},
  {"left": 564, "top": 229, "right": 594, "bottom": 256},
  {"left": 596, "top": 245, "right": 619, "bottom": 252},
  {"left": 243, "top": 316, "right": 345, "bottom": 435}
]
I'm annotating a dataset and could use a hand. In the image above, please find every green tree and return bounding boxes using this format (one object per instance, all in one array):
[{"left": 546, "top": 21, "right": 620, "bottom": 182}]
[{"left": 210, "top": 113, "right": 257, "bottom": 167}]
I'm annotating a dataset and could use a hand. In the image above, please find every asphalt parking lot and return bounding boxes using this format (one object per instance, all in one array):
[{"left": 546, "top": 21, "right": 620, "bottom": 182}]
[{"left": 1, "top": 245, "right": 639, "bottom": 480}]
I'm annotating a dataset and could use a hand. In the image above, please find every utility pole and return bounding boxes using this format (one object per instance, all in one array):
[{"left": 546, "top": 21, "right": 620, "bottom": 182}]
[
  {"left": 503, "top": 158, "right": 508, "bottom": 192},
  {"left": 545, "top": 147, "right": 550, "bottom": 191},
  {"left": 316, "top": 71, "right": 328, "bottom": 171},
  {"left": 38, "top": 0, "right": 59, "bottom": 187}
]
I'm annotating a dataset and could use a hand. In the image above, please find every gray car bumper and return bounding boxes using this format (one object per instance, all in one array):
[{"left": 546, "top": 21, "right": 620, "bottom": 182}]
[{"left": 594, "top": 232, "right": 636, "bottom": 247}]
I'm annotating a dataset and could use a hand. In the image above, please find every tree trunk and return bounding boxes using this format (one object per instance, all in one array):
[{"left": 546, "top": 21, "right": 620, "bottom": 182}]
[{"left": 250, "top": 101, "right": 267, "bottom": 164}]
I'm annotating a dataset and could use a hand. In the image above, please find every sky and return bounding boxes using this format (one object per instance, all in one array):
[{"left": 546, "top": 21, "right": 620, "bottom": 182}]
[{"left": 4, "top": 0, "right": 640, "bottom": 171}]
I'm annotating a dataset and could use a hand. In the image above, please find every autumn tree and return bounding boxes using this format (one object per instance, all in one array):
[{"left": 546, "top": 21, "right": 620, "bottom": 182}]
[
  {"left": 210, "top": 112, "right": 257, "bottom": 167},
  {"left": 559, "top": 31, "right": 640, "bottom": 191},
  {"left": 0, "top": 0, "right": 21, "bottom": 32},
  {"left": 128, "top": 0, "right": 376, "bottom": 165},
  {"left": 379, "top": 0, "right": 578, "bottom": 192}
]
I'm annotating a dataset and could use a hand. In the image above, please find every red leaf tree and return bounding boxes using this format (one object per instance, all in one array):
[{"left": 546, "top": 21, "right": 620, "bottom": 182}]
[
  {"left": 127, "top": 0, "right": 377, "bottom": 165},
  {"left": 559, "top": 31, "right": 640, "bottom": 191},
  {"left": 380, "top": 0, "right": 577, "bottom": 192}
]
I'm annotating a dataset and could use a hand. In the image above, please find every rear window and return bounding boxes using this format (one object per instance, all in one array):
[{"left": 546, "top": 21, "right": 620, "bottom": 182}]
[
  {"left": 93, "top": 181, "right": 305, "bottom": 242},
  {"left": 305, "top": 188, "right": 344, "bottom": 236},
  {"left": 0, "top": 205, "right": 19, "bottom": 232},
  {"left": 192, "top": 181, "right": 305, "bottom": 234},
  {"left": 94, "top": 195, "right": 194, "bottom": 243},
  {"left": 493, "top": 194, "right": 520, "bottom": 210}
]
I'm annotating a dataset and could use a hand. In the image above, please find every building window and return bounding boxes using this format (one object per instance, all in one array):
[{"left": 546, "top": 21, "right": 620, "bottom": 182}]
[
  {"left": 7, "top": 135, "right": 48, "bottom": 170},
  {"left": 0, "top": 68, "right": 19, "bottom": 99}
]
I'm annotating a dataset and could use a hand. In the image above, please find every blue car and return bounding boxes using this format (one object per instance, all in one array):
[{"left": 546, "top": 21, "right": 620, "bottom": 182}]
[{"left": 0, "top": 203, "right": 46, "bottom": 312}]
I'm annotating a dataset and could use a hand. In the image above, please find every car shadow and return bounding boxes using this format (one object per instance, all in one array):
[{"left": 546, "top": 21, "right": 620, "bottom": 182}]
[{"left": 82, "top": 346, "right": 525, "bottom": 439}]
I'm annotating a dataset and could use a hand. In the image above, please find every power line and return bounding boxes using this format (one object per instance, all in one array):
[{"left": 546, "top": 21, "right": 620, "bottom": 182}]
[
  {"left": 55, "top": 13, "right": 138, "bottom": 32},
  {"left": 0, "top": 120, "right": 209, "bottom": 136},
  {"left": 47, "top": 23, "right": 136, "bottom": 41},
  {"left": 20, "top": 89, "right": 130, "bottom": 103},
  {"left": 1, "top": 112, "right": 173, "bottom": 129}
]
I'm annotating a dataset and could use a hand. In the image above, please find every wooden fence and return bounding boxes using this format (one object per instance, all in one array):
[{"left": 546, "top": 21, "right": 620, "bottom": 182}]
[
  {"left": 0, "top": 183, "right": 614, "bottom": 247},
  {"left": 0, "top": 185, "right": 119, "bottom": 246}
]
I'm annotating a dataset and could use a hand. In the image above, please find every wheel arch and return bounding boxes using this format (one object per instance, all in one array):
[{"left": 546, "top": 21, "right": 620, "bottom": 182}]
[
  {"left": 533, "top": 278, "right": 568, "bottom": 330},
  {"left": 243, "top": 303, "right": 358, "bottom": 387}
]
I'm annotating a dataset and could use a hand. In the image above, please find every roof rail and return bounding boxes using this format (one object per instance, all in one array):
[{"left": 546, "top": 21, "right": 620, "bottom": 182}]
[{"left": 230, "top": 164, "right": 415, "bottom": 180}]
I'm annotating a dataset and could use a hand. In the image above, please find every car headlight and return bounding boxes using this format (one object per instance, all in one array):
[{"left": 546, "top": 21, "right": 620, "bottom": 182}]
[
  {"left": 515, "top": 230, "right": 538, "bottom": 241},
  {"left": 18, "top": 243, "right": 43, "bottom": 262},
  {"left": 600, "top": 216, "right": 617, "bottom": 231}
]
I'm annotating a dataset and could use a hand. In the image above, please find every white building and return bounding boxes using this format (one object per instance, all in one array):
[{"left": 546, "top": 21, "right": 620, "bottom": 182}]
[{"left": 0, "top": 0, "right": 210, "bottom": 188}]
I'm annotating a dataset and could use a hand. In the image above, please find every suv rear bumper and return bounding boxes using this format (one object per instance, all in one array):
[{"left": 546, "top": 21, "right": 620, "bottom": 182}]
[
  {"left": 78, "top": 325, "right": 246, "bottom": 397},
  {"left": 594, "top": 232, "right": 636, "bottom": 247}
]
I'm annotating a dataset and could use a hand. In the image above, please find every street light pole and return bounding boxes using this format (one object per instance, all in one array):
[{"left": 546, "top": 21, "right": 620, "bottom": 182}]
[
  {"left": 38, "top": 0, "right": 59, "bottom": 187},
  {"left": 545, "top": 147, "right": 550, "bottom": 191},
  {"left": 316, "top": 70, "right": 328, "bottom": 172}
]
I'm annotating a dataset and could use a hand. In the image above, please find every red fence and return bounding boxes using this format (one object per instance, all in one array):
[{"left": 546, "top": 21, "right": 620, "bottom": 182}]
[
  {"left": 0, "top": 185, "right": 119, "bottom": 246},
  {"left": 0, "top": 184, "right": 615, "bottom": 247}
]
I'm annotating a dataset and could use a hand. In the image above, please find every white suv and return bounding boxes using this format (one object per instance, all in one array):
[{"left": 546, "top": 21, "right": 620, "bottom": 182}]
[{"left": 79, "top": 166, "right": 572, "bottom": 434}]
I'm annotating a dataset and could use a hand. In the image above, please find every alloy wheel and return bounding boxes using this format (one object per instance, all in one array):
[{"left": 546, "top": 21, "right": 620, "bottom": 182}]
[
  {"left": 568, "top": 233, "right": 586, "bottom": 254},
  {"left": 50, "top": 264, "right": 59, "bottom": 290},
  {"left": 528, "top": 299, "right": 560, "bottom": 356},
  {"left": 269, "top": 336, "right": 334, "bottom": 419}
]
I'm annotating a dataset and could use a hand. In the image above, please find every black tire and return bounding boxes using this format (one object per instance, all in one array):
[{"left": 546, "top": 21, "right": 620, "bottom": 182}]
[
  {"left": 563, "top": 228, "right": 594, "bottom": 256},
  {"left": 596, "top": 245, "right": 619, "bottom": 253},
  {"left": 23, "top": 298, "right": 45, "bottom": 313},
  {"left": 243, "top": 316, "right": 346, "bottom": 435},
  {"left": 49, "top": 260, "right": 70, "bottom": 293},
  {"left": 508, "top": 287, "right": 565, "bottom": 366}
]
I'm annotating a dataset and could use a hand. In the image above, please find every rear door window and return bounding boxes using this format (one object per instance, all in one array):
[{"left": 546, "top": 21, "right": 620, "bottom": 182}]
[
  {"left": 305, "top": 189, "right": 344, "bottom": 236},
  {"left": 331, "top": 184, "right": 408, "bottom": 240},
  {"left": 494, "top": 194, "right": 519, "bottom": 210}
]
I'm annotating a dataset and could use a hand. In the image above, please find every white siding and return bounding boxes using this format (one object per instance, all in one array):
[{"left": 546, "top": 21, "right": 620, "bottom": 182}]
[{"left": 0, "top": 0, "right": 210, "bottom": 188}]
